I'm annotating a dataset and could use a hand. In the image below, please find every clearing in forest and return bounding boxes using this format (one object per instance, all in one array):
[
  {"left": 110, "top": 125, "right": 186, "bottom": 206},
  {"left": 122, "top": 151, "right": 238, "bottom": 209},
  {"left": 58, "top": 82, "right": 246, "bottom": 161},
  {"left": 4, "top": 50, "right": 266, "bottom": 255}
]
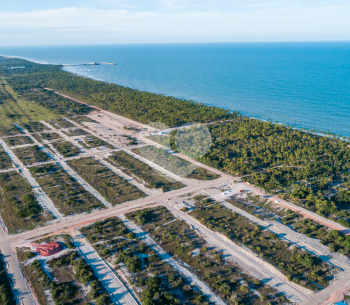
[
  {"left": 67, "top": 157, "right": 147, "bottom": 206},
  {"left": 29, "top": 164, "right": 105, "bottom": 216},
  {"left": 0, "top": 171, "right": 53, "bottom": 233},
  {"left": 0, "top": 78, "right": 58, "bottom": 126}
]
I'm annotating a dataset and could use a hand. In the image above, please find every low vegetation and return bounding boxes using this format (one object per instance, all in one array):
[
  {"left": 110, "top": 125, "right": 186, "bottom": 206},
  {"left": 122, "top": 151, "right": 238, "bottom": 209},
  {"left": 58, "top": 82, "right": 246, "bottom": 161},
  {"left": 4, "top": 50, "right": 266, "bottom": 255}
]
[
  {"left": 235, "top": 194, "right": 350, "bottom": 259},
  {"left": 0, "top": 146, "right": 13, "bottom": 169},
  {"left": 82, "top": 217, "right": 210, "bottom": 304},
  {"left": 127, "top": 207, "right": 287, "bottom": 304},
  {"left": 108, "top": 151, "right": 185, "bottom": 192},
  {"left": 67, "top": 157, "right": 147, "bottom": 206},
  {"left": 39, "top": 132, "right": 63, "bottom": 142},
  {"left": 51, "top": 141, "right": 81, "bottom": 158},
  {"left": 0, "top": 252, "right": 16, "bottom": 305},
  {"left": 83, "top": 135, "right": 113, "bottom": 149},
  {"left": 21, "top": 121, "right": 47, "bottom": 133},
  {"left": 0, "top": 171, "right": 53, "bottom": 233},
  {"left": 0, "top": 78, "right": 58, "bottom": 126},
  {"left": 61, "top": 128, "right": 89, "bottom": 137},
  {"left": 190, "top": 202, "right": 335, "bottom": 291},
  {"left": 3, "top": 135, "right": 34, "bottom": 146},
  {"left": 14, "top": 145, "right": 51, "bottom": 165},
  {"left": 69, "top": 116, "right": 98, "bottom": 125},
  {"left": 0, "top": 124, "right": 23, "bottom": 137},
  {"left": 29, "top": 163, "right": 104, "bottom": 215},
  {"left": 48, "top": 117, "right": 75, "bottom": 129},
  {"left": 133, "top": 146, "right": 219, "bottom": 180},
  {"left": 19, "top": 239, "right": 111, "bottom": 305}
]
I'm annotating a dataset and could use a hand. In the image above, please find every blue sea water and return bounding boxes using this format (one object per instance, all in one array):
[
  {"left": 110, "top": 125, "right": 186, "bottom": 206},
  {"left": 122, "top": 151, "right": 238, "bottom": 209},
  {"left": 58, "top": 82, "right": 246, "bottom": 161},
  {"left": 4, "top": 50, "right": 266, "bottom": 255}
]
[{"left": 1, "top": 42, "right": 350, "bottom": 136}]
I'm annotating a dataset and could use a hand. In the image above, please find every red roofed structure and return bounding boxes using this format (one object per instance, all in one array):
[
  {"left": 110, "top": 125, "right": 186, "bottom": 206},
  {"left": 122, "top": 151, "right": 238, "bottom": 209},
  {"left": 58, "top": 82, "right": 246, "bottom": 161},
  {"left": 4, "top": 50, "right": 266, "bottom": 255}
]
[{"left": 34, "top": 242, "right": 63, "bottom": 256}]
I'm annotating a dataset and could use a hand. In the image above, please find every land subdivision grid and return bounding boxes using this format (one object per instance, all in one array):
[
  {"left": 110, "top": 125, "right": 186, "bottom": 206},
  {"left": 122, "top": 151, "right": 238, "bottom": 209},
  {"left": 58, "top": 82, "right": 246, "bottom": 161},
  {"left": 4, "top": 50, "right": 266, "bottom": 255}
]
[
  {"left": 225, "top": 197, "right": 350, "bottom": 276},
  {"left": 124, "top": 208, "right": 290, "bottom": 304},
  {"left": 31, "top": 85, "right": 350, "bottom": 304},
  {"left": 120, "top": 214, "right": 228, "bottom": 305},
  {"left": 163, "top": 203, "right": 312, "bottom": 304}
]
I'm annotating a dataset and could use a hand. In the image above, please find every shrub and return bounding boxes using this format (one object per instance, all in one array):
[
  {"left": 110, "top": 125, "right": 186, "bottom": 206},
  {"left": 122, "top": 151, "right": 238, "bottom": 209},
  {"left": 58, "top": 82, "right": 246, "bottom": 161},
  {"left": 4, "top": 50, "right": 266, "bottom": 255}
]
[{"left": 127, "top": 232, "right": 136, "bottom": 239}]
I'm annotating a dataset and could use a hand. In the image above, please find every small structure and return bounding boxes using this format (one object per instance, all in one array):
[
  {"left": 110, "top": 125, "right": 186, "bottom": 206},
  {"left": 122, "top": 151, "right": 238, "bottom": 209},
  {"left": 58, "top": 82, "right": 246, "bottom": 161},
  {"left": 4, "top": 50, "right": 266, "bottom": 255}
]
[{"left": 33, "top": 242, "right": 63, "bottom": 256}]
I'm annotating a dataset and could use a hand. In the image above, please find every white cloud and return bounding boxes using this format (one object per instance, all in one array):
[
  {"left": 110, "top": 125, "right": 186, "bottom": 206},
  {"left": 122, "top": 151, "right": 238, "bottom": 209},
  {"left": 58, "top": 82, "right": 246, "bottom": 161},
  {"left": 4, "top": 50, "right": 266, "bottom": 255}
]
[{"left": 0, "top": 3, "right": 349, "bottom": 45}]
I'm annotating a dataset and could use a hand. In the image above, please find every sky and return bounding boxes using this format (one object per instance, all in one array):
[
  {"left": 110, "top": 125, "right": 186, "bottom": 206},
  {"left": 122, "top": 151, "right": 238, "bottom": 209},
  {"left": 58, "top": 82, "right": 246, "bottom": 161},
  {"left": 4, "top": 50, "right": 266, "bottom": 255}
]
[{"left": 1, "top": 0, "right": 350, "bottom": 46}]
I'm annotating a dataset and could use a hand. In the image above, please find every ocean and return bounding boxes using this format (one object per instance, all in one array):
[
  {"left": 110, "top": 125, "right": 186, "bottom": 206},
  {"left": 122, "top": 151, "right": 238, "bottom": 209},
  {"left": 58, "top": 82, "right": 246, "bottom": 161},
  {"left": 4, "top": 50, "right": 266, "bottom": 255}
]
[{"left": 1, "top": 42, "right": 350, "bottom": 136}]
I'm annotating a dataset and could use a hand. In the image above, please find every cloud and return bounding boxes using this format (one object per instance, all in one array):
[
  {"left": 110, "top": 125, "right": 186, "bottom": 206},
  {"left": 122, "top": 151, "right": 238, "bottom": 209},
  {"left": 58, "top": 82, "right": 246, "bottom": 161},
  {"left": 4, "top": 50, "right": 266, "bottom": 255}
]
[{"left": 0, "top": 4, "right": 349, "bottom": 45}]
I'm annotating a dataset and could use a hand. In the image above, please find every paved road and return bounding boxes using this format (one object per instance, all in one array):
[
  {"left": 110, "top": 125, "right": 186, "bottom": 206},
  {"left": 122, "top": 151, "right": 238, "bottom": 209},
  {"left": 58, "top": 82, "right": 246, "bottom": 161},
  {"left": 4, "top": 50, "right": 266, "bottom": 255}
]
[
  {"left": 119, "top": 215, "right": 226, "bottom": 305},
  {"left": 70, "top": 228, "right": 138, "bottom": 305},
  {"left": 164, "top": 203, "right": 312, "bottom": 304}
]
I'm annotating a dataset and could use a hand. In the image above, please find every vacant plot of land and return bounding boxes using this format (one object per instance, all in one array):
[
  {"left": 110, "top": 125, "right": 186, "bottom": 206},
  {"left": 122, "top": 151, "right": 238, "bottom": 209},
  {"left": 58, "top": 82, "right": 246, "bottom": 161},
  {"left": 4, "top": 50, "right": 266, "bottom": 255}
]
[
  {"left": 18, "top": 235, "right": 111, "bottom": 305},
  {"left": 29, "top": 164, "right": 104, "bottom": 216},
  {"left": 127, "top": 207, "right": 286, "bottom": 304},
  {"left": 108, "top": 151, "right": 185, "bottom": 192},
  {"left": 0, "top": 171, "right": 53, "bottom": 233},
  {"left": 40, "top": 132, "right": 63, "bottom": 142},
  {"left": 47, "top": 117, "right": 75, "bottom": 129},
  {"left": 0, "top": 146, "right": 13, "bottom": 169},
  {"left": 133, "top": 146, "right": 219, "bottom": 180},
  {"left": 0, "top": 124, "right": 23, "bottom": 137},
  {"left": 3, "top": 135, "right": 34, "bottom": 147},
  {"left": 230, "top": 195, "right": 350, "bottom": 260},
  {"left": 0, "top": 79, "right": 58, "bottom": 126},
  {"left": 69, "top": 115, "right": 99, "bottom": 125},
  {"left": 51, "top": 141, "right": 81, "bottom": 158},
  {"left": 82, "top": 217, "right": 207, "bottom": 305},
  {"left": 61, "top": 128, "right": 90, "bottom": 137},
  {"left": 67, "top": 157, "right": 147, "bottom": 206},
  {"left": 14, "top": 145, "right": 51, "bottom": 165},
  {"left": 190, "top": 203, "right": 335, "bottom": 291},
  {"left": 84, "top": 135, "right": 112, "bottom": 148},
  {"left": 20, "top": 121, "right": 47, "bottom": 133}
]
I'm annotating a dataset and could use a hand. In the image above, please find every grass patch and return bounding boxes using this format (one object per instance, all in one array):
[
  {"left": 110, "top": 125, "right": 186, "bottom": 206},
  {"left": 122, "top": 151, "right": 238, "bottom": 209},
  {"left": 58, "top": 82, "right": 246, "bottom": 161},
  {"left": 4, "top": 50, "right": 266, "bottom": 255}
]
[
  {"left": 0, "top": 78, "right": 59, "bottom": 126},
  {"left": 67, "top": 157, "right": 147, "bottom": 206},
  {"left": 13, "top": 145, "right": 51, "bottom": 165},
  {"left": 0, "top": 171, "right": 53, "bottom": 234},
  {"left": 29, "top": 164, "right": 104, "bottom": 216},
  {"left": 108, "top": 151, "right": 185, "bottom": 192}
]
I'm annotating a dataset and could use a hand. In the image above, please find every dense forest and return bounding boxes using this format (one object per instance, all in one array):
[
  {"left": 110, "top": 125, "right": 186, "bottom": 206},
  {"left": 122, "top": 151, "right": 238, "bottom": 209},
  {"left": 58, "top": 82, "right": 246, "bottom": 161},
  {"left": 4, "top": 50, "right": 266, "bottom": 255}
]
[
  {"left": 0, "top": 56, "right": 236, "bottom": 126},
  {"left": 152, "top": 118, "right": 350, "bottom": 227}
]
